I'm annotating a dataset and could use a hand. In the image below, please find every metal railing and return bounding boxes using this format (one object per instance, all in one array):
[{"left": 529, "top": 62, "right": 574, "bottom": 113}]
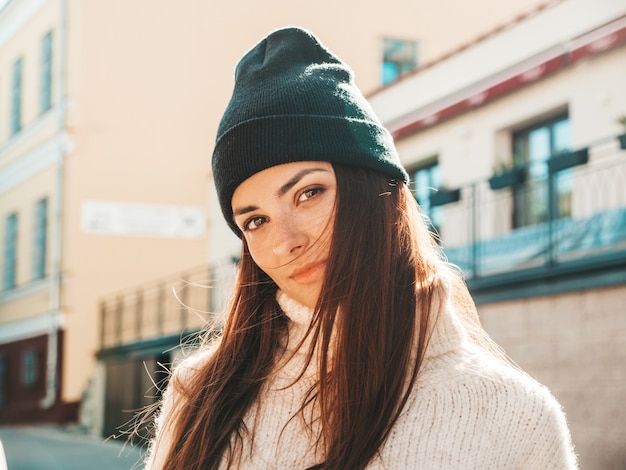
[
  {"left": 437, "top": 134, "right": 626, "bottom": 279},
  {"left": 99, "top": 261, "right": 236, "bottom": 350},
  {"left": 99, "top": 134, "right": 625, "bottom": 349}
]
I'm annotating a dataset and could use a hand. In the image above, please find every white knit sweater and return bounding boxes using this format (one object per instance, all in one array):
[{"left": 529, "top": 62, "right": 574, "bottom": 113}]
[{"left": 145, "top": 283, "right": 577, "bottom": 469}]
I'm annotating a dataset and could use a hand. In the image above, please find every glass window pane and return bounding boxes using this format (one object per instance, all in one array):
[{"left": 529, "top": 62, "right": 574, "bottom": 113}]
[
  {"left": 11, "top": 58, "right": 23, "bottom": 135},
  {"left": 414, "top": 170, "right": 430, "bottom": 205},
  {"left": 513, "top": 115, "right": 572, "bottom": 228},
  {"left": 382, "top": 62, "right": 399, "bottom": 86},
  {"left": 41, "top": 31, "right": 53, "bottom": 113},
  {"left": 33, "top": 198, "right": 48, "bottom": 280},
  {"left": 528, "top": 127, "right": 550, "bottom": 179},
  {"left": 553, "top": 119, "right": 572, "bottom": 154},
  {"left": 410, "top": 160, "right": 442, "bottom": 235},
  {"left": 382, "top": 38, "right": 417, "bottom": 85},
  {"left": 431, "top": 165, "right": 442, "bottom": 189},
  {"left": 22, "top": 350, "right": 39, "bottom": 387},
  {"left": 3, "top": 213, "right": 18, "bottom": 290}
]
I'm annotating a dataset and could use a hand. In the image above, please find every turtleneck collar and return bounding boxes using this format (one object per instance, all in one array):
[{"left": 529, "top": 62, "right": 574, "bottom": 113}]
[
  {"left": 276, "top": 290, "right": 315, "bottom": 353},
  {"left": 423, "top": 277, "right": 468, "bottom": 359},
  {"left": 275, "top": 276, "right": 467, "bottom": 361}
]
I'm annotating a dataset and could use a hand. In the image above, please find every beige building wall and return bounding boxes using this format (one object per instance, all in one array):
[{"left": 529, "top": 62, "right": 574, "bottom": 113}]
[
  {"left": 0, "top": 0, "right": 552, "bottom": 414},
  {"left": 1, "top": 0, "right": 570, "bottom": 425},
  {"left": 76, "top": 0, "right": 532, "bottom": 403}
]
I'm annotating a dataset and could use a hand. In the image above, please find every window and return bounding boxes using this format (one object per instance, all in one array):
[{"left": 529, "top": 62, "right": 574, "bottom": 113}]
[
  {"left": 22, "top": 349, "right": 39, "bottom": 387},
  {"left": 3, "top": 213, "right": 18, "bottom": 290},
  {"left": 513, "top": 115, "right": 572, "bottom": 227},
  {"left": 11, "top": 57, "right": 23, "bottom": 135},
  {"left": 33, "top": 198, "right": 48, "bottom": 280},
  {"left": 410, "top": 159, "right": 443, "bottom": 235},
  {"left": 41, "top": 31, "right": 53, "bottom": 113},
  {"left": 382, "top": 38, "right": 418, "bottom": 86}
]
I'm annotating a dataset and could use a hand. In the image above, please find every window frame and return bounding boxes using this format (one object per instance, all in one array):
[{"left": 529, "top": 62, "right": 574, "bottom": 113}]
[
  {"left": 512, "top": 114, "right": 571, "bottom": 228},
  {"left": 382, "top": 38, "right": 418, "bottom": 86}
]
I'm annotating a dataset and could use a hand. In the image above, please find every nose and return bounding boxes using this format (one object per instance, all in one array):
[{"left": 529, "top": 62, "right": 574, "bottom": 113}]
[{"left": 272, "top": 218, "right": 308, "bottom": 257}]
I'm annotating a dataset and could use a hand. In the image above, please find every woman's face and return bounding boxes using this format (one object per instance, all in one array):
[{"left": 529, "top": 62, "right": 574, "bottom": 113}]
[{"left": 232, "top": 161, "right": 336, "bottom": 309}]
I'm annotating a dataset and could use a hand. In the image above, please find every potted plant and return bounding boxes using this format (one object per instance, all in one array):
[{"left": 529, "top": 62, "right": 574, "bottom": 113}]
[
  {"left": 488, "top": 161, "right": 526, "bottom": 190},
  {"left": 617, "top": 115, "right": 626, "bottom": 149},
  {"left": 547, "top": 147, "right": 589, "bottom": 173},
  {"left": 429, "top": 187, "right": 461, "bottom": 207}
]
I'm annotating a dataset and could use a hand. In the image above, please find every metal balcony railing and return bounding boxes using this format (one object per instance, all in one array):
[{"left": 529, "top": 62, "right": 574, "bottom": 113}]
[
  {"left": 99, "top": 134, "right": 626, "bottom": 349},
  {"left": 99, "top": 261, "right": 236, "bottom": 350},
  {"left": 435, "top": 134, "right": 626, "bottom": 281}
]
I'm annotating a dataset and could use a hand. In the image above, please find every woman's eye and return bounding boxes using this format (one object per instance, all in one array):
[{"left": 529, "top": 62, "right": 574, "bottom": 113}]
[
  {"left": 244, "top": 216, "right": 267, "bottom": 231},
  {"left": 298, "top": 187, "right": 322, "bottom": 202}
]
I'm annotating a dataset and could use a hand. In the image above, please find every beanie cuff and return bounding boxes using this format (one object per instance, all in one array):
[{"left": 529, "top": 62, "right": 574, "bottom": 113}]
[{"left": 213, "top": 114, "right": 408, "bottom": 233}]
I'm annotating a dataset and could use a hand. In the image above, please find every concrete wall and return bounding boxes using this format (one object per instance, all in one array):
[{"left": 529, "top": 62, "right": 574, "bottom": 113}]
[{"left": 479, "top": 285, "right": 626, "bottom": 469}]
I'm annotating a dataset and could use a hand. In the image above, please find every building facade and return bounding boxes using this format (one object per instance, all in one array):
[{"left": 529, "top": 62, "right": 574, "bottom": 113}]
[
  {"left": 0, "top": 0, "right": 218, "bottom": 426},
  {"left": 5, "top": 0, "right": 617, "bottom": 464},
  {"left": 1, "top": 0, "right": 545, "bottom": 433},
  {"left": 369, "top": 1, "right": 626, "bottom": 468}
]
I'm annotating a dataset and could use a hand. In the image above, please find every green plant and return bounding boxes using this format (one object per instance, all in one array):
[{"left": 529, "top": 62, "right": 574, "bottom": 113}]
[{"left": 492, "top": 158, "right": 516, "bottom": 175}]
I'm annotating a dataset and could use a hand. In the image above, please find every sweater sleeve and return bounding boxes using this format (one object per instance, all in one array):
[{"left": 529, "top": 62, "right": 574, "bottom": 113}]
[
  {"left": 143, "top": 371, "right": 177, "bottom": 470},
  {"left": 519, "top": 385, "right": 578, "bottom": 469}
]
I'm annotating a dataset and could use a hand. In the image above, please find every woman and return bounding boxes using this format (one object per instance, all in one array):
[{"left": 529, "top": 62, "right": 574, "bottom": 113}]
[{"left": 145, "top": 27, "right": 577, "bottom": 469}]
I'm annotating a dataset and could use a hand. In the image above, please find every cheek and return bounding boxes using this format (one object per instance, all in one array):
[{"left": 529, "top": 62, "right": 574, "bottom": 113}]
[
  {"left": 245, "top": 236, "right": 274, "bottom": 270},
  {"left": 314, "top": 209, "right": 335, "bottom": 245}
]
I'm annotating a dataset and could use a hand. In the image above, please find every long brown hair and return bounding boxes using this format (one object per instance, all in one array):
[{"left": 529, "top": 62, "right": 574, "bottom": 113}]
[{"left": 161, "top": 164, "right": 446, "bottom": 469}]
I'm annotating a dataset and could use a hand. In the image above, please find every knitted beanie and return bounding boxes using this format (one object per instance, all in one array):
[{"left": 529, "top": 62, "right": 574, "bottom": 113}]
[{"left": 212, "top": 26, "right": 408, "bottom": 235}]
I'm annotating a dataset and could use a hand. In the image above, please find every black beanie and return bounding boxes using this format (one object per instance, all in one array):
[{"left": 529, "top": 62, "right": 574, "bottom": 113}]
[{"left": 212, "top": 26, "right": 409, "bottom": 235}]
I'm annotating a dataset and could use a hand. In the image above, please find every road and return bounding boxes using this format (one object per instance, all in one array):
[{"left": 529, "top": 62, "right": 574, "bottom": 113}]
[{"left": 0, "top": 425, "right": 144, "bottom": 470}]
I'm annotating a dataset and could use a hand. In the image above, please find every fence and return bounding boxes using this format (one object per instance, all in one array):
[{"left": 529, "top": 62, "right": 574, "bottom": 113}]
[
  {"left": 436, "top": 134, "right": 626, "bottom": 279},
  {"left": 99, "top": 261, "right": 236, "bottom": 350},
  {"left": 99, "top": 134, "right": 626, "bottom": 348}
]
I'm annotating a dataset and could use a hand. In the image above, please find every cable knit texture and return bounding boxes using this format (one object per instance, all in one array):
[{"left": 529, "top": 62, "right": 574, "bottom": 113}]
[{"left": 145, "top": 281, "right": 577, "bottom": 469}]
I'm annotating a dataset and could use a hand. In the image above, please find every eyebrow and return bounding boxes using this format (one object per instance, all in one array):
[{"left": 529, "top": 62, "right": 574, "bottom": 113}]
[
  {"left": 232, "top": 167, "right": 329, "bottom": 219},
  {"left": 233, "top": 205, "right": 258, "bottom": 218},
  {"left": 275, "top": 167, "right": 329, "bottom": 197}
]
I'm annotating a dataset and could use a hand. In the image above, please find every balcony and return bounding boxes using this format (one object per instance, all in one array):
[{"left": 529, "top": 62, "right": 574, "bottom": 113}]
[
  {"left": 97, "top": 134, "right": 626, "bottom": 349},
  {"left": 434, "top": 134, "right": 626, "bottom": 303},
  {"left": 98, "top": 263, "right": 235, "bottom": 355}
]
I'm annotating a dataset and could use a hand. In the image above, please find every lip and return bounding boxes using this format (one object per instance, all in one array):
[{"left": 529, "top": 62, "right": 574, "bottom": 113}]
[{"left": 290, "top": 260, "right": 327, "bottom": 284}]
